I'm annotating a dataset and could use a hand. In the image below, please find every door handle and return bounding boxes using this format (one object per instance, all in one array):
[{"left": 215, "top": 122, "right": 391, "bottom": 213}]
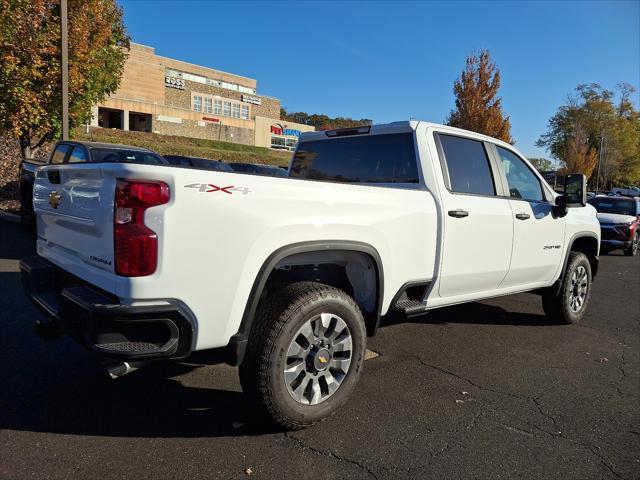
[
  {"left": 448, "top": 209, "right": 469, "bottom": 218},
  {"left": 515, "top": 213, "right": 530, "bottom": 220}
]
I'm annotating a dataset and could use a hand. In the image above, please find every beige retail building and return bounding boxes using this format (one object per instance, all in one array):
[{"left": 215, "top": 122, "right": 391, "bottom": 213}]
[{"left": 92, "top": 43, "right": 314, "bottom": 150}]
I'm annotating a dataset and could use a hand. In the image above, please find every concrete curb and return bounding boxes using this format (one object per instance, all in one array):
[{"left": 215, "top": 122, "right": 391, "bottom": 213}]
[{"left": 0, "top": 210, "right": 20, "bottom": 223}]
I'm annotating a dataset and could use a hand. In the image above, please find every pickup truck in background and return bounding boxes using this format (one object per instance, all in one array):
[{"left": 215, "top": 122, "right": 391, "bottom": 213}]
[
  {"left": 21, "top": 121, "right": 600, "bottom": 429},
  {"left": 18, "top": 141, "right": 166, "bottom": 227}
]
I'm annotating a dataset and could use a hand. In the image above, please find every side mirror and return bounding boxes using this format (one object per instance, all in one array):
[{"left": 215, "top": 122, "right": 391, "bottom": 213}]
[
  {"left": 564, "top": 173, "right": 587, "bottom": 207},
  {"left": 553, "top": 173, "right": 587, "bottom": 217}
]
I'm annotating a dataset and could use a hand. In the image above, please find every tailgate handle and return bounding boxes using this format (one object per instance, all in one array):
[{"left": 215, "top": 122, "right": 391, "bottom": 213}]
[{"left": 47, "top": 170, "right": 61, "bottom": 184}]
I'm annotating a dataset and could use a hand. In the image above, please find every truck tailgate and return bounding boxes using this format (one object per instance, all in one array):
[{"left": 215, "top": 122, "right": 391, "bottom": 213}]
[{"left": 34, "top": 164, "right": 117, "bottom": 291}]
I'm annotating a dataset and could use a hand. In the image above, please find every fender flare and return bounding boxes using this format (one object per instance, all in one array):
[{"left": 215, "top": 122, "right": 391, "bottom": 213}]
[
  {"left": 553, "top": 232, "right": 600, "bottom": 294},
  {"left": 226, "top": 240, "right": 384, "bottom": 365}
]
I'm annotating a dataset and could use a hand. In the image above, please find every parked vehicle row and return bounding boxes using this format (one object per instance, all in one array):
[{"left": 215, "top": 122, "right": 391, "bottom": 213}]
[
  {"left": 19, "top": 147, "right": 289, "bottom": 228},
  {"left": 20, "top": 121, "right": 600, "bottom": 430},
  {"left": 588, "top": 196, "right": 640, "bottom": 256}
]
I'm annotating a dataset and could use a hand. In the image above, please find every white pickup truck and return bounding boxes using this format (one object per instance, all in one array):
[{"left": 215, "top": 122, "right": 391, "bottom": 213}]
[{"left": 21, "top": 121, "right": 600, "bottom": 429}]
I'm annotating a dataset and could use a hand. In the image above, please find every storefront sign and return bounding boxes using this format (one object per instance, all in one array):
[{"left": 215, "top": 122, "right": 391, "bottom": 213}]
[
  {"left": 165, "top": 76, "right": 185, "bottom": 90},
  {"left": 202, "top": 116, "right": 220, "bottom": 123},
  {"left": 242, "top": 94, "right": 262, "bottom": 106},
  {"left": 270, "top": 123, "right": 301, "bottom": 137}
]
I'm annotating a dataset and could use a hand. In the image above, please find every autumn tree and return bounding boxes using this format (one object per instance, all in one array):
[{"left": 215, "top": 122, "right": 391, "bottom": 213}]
[
  {"left": 447, "top": 49, "right": 512, "bottom": 143},
  {"left": 0, "top": 0, "right": 129, "bottom": 158},
  {"left": 559, "top": 124, "right": 599, "bottom": 178},
  {"left": 537, "top": 83, "right": 640, "bottom": 187}
]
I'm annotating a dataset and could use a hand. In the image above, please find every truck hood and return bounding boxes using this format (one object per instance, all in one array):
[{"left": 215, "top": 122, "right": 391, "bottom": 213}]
[{"left": 596, "top": 212, "right": 636, "bottom": 225}]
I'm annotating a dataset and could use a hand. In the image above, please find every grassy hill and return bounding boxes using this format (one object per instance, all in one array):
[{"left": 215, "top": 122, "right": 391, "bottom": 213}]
[{"left": 74, "top": 127, "right": 292, "bottom": 166}]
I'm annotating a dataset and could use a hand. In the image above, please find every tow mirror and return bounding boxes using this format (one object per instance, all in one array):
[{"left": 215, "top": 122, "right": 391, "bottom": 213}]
[
  {"left": 554, "top": 173, "right": 587, "bottom": 217},
  {"left": 564, "top": 173, "right": 587, "bottom": 207}
]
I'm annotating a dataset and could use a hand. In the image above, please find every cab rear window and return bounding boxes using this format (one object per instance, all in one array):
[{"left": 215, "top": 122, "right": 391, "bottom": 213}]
[{"left": 290, "top": 133, "right": 419, "bottom": 184}]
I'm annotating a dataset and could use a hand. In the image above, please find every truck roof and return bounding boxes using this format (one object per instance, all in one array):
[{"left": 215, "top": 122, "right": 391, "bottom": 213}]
[
  {"left": 55, "top": 140, "right": 155, "bottom": 152},
  {"left": 299, "top": 120, "right": 515, "bottom": 151}
]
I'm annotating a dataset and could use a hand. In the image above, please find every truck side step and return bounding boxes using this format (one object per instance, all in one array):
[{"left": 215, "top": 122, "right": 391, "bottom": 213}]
[{"left": 394, "top": 299, "right": 428, "bottom": 317}]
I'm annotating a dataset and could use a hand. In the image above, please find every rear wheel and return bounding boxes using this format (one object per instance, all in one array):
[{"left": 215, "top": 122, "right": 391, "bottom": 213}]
[
  {"left": 542, "top": 252, "right": 592, "bottom": 324},
  {"left": 624, "top": 231, "right": 639, "bottom": 256},
  {"left": 239, "top": 281, "right": 366, "bottom": 430}
]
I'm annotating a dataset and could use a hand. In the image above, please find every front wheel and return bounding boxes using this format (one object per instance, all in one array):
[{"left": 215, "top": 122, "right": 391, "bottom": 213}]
[
  {"left": 239, "top": 281, "right": 366, "bottom": 430},
  {"left": 624, "top": 231, "right": 639, "bottom": 256},
  {"left": 542, "top": 252, "right": 592, "bottom": 324}
]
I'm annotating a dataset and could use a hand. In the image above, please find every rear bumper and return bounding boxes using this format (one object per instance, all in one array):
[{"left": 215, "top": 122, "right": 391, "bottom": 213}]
[{"left": 20, "top": 256, "right": 193, "bottom": 361}]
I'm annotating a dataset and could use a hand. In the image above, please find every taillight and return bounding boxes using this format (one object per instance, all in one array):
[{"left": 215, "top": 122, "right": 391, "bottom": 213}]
[{"left": 114, "top": 179, "right": 169, "bottom": 277}]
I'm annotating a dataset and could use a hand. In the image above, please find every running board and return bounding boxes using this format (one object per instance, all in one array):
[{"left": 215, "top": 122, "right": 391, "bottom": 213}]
[{"left": 394, "top": 300, "right": 428, "bottom": 317}]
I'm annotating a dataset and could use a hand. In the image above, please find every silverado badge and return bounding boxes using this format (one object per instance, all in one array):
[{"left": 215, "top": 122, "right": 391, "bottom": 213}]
[{"left": 49, "top": 191, "right": 62, "bottom": 209}]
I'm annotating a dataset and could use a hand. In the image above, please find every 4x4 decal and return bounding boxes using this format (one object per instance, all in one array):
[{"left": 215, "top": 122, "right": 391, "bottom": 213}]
[{"left": 184, "top": 183, "right": 252, "bottom": 195}]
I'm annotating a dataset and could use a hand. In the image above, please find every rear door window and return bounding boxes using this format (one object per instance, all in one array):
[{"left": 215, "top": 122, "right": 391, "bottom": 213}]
[
  {"left": 50, "top": 144, "right": 69, "bottom": 164},
  {"left": 67, "top": 146, "right": 88, "bottom": 163},
  {"left": 438, "top": 134, "right": 495, "bottom": 196},
  {"left": 290, "top": 133, "right": 418, "bottom": 184}
]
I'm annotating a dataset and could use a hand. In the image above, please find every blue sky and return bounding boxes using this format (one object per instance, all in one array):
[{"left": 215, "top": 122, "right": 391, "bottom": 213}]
[{"left": 120, "top": 0, "right": 639, "bottom": 159}]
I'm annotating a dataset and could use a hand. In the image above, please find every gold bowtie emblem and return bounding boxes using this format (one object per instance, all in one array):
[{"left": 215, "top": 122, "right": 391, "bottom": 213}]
[
  {"left": 49, "top": 191, "right": 62, "bottom": 209},
  {"left": 318, "top": 356, "right": 328, "bottom": 364}
]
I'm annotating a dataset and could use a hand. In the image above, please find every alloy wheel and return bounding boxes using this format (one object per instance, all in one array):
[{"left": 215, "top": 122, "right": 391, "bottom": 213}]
[
  {"left": 568, "top": 265, "right": 588, "bottom": 313},
  {"left": 284, "top": 313, "right": 353, "bottom": 405}
]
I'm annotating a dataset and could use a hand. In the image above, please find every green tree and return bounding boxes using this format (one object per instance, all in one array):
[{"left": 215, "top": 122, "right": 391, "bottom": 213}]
[
  {"left": 0, "top": 0, "right": 129, "bottom": 158},
  {"left": 447, "top": 49, "right": 513, "bottom": 143},
  {"left": 528, "top": 158, "right": 554, "bottom": 172},
  {"left": 280, "top": 108, "right": 371, "bottom": 130},
  {"left": 537, "top": 83, "right": 640, "bottom": 187}
]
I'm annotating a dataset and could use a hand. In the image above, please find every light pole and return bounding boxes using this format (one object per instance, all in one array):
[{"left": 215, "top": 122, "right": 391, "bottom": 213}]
[{"left": 61, "top": 0, "right": 69, "bottom": 140}]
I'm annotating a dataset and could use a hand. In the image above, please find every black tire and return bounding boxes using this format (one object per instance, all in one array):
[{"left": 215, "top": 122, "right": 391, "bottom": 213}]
[
  {"left": 20, "top": 185, "right": 36, "bottom": 234},
  {"left": 542, "top": 252, "right": 592, "bottom": 324},
  {"left": 239, "top": 281, "right": 366, "bottom": 430},
  {"left": 624, "top": 231, "right": 639, "bottom": 256}
]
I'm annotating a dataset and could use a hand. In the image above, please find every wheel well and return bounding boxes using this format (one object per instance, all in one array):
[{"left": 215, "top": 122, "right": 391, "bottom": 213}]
[
  {"left": 260, "top": 250, "right": 379, "bottom": 318},
  {"left": 570, "top": 235, "right": 599, "bottom": 278}
]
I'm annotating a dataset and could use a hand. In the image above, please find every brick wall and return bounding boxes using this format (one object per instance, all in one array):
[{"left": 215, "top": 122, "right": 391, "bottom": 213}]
[{"left": 164, "top": 80, "right": 280, "bottom": 119}]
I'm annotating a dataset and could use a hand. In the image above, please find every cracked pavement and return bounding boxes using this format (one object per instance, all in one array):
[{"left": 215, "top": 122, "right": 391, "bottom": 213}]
[{"left": 0, "top": 220, "right": 638, "bottom": 479}]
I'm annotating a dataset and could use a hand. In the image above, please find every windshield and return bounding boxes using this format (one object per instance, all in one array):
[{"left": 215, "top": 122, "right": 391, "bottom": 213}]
[
  {"left": 589, "top": 198, "right": 637, "bottom": 216},
  {"left": 91, "top": 148, "right": 167, "bottom": 165}
]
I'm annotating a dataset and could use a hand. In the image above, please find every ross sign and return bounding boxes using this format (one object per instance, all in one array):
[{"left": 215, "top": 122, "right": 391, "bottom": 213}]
[
  {"left": 202, "top": 116, "right": 220, "bottom": 123},
  {"left": 165, "top": 76, "right": 185, "bottom": 90},
  {"left": 241, "top": 94, "right": 262, "bottom": 105},
  {"left": 270, "top": 123, "right": 301, "bottom": 137}
]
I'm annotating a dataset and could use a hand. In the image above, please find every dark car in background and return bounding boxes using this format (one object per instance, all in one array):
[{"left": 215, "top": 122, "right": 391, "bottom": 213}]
[
  {"left": 19, "top": 141, "right": 166, "bottom": 228},
  {"left": 228, "top": 162, "right": 288, "bottom": 177},
  {"left": 163, "top": 155, "right": 234, "bottom": 172},
  {"left": 588, "top": 196, "right": 640, "bottom": 256}
]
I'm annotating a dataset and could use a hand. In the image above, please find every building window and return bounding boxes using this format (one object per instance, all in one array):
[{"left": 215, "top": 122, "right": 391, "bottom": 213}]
[
  {"left": 232, "top": 103, "right": 240, "bottom": 118},
  {"left": 239, "top": 85, "right": 256, "bottom": 94},
  {"left": 223, "top": 101, "right": 231, "bottom": 116},
  {"left": 193, "top": 95, "right": 203, "bottom": 112},
  {"left": 271, "top": 136, "right": 286, "bottom": 149},
  {"left": 204, "top": 97, "right": 213, "bottom": 113},
  {"left": 241, "top": 105, "right": 249, "bottom": 120},
  {"left": 285, "top": 138, "right": 297, "bottom": 149},
  {"left": 214, "top": 99, "right": 222, "bottom": 115}
]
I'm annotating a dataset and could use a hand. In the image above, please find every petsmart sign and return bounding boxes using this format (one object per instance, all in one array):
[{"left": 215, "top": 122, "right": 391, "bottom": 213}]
[{"left": 270, "top": 123, "right": 302, "bottom": 137}]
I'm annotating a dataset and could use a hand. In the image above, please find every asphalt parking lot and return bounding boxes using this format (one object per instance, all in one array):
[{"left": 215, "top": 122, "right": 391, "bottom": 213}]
[{"left": 0, "top": 220, "right": 638, "bottom": 480}]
